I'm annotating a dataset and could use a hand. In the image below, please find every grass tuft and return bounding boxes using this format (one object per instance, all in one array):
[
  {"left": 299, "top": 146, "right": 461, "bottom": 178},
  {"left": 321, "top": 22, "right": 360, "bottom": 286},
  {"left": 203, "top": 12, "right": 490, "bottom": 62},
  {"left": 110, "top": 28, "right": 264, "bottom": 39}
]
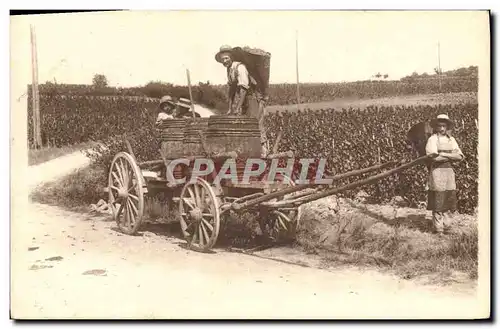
[{"left": 29, "top": 164, "right": 107, "bottom": 211}]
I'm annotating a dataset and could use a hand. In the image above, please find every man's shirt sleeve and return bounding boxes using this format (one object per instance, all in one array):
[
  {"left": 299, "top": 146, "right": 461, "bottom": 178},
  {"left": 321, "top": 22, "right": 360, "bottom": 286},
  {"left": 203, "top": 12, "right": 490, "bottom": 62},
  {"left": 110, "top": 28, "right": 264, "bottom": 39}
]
[{"left": 237, "top": 64, "right": 250, "bottom": 89}]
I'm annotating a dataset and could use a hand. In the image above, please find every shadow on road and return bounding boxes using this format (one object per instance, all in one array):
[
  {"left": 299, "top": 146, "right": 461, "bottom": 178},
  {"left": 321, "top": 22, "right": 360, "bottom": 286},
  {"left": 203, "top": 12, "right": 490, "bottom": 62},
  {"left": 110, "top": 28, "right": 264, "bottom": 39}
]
[
  {"left": 109, "top": 217, "right": 293, "bottom": 255},
  {"left": 139, "top": 221, "right": 183, "bottom": 239},
  {"left": 176, "top": 242, "right": 217, "bottom": 254}
]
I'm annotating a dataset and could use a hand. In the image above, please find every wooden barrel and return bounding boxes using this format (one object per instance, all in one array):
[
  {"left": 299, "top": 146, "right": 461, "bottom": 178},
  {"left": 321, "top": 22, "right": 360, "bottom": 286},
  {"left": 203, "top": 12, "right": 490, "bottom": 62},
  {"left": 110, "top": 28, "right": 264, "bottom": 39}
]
[
  {"left": 183, "top": 118, "right": 209, "bottom": 156},
  {"left": 205, "top": 116, "right": 262, "bottom": 158},
  {"left": 157, "top": 119, "right": 186, "bottom": 159}
]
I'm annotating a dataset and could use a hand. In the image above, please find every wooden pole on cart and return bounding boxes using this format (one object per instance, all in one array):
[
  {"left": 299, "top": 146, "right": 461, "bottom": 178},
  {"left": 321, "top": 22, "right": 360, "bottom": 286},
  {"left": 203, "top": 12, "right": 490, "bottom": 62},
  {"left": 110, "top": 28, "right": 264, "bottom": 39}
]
[
  {"left": 122, "top": 134, "right": 138, "bottom": 163},
  {"left": 186, "top": 69, "right": 196, "bottom": 119},
  {"left": 264, "top": 154, "right": 433, "bottom": 208},
  {"left": 295, "top": 30, "right": 300, "bottom": 111},
  {"left": 30, "top": 25, "right": 42, "bottom": 149},
  {"left": 232, "top": 160, "right": 397, "bottom": 211}
]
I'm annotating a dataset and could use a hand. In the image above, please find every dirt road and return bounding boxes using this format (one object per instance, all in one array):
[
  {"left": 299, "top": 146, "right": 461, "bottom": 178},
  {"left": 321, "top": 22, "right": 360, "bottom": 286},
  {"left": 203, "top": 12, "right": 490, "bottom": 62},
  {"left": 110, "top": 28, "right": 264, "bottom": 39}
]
[
  {"left": 27, "top": 150, "right": 90, "bottom": 191},
  {"left": 10, "top": 152, "right": 487, "bottom": 319},
  {"left": 266, "top": 92, "right": 477, "bottom": 112}
]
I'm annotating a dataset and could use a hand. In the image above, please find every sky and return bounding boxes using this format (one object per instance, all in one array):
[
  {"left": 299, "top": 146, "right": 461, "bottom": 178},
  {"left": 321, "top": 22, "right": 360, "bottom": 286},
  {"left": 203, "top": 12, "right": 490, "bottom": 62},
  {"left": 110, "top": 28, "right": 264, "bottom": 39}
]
[{"left": 10, "top": 10, "right": 489, "bottom": 91}]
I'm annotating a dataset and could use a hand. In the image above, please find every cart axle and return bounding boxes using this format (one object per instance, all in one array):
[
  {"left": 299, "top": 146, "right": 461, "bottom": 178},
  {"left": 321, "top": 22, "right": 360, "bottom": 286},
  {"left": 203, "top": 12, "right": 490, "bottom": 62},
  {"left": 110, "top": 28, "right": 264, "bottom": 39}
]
[
  {"left": 117, "top": 188, "right": 129, "bottom": 199},
  {"left": 189, "top": 208, "right": 203, "bottom": 222}
]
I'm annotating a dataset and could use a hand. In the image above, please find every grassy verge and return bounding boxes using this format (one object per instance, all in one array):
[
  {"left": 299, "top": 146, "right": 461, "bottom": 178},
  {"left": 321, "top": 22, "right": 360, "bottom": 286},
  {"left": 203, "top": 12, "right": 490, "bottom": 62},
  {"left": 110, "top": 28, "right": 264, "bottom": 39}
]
[
  {"left": 28, "top": 142, "right": 95, "bottom": 166},
  {"left": 29, "top": 163, "right": 107, "bottom": 211},
  {"left": 29, "top": 163, "right": 175, "bottom": 222},
  {"left": 296, "top": 196, "right": 478, "bottom": 283}
]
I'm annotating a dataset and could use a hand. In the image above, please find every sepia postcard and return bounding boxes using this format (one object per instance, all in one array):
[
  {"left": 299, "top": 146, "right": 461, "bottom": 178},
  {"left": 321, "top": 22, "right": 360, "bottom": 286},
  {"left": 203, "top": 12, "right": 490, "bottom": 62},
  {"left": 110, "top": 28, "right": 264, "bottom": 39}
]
[{"left": 9, "top": 10, "right": 491, "bottom": 320}]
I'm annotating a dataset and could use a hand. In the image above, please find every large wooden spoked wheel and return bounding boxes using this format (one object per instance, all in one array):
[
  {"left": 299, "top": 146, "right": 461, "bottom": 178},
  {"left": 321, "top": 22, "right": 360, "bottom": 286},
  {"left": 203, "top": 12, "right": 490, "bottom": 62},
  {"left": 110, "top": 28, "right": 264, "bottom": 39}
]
[
  {"left": 179, "top": 177, "right": 221, "bottom": 252},
  {"left": 260, "top": 175, "right": 302, "bottom": 243},
  {"left": 108, "top": 152, "right": 146, "bottom": 235}
]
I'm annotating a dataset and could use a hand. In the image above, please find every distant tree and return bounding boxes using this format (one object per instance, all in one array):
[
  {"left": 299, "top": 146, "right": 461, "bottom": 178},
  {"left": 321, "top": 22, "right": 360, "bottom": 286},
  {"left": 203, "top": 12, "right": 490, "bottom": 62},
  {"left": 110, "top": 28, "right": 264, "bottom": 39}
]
[
  {"left": 92, "top": 74, "right": 108, "bottom": 88},
  {"left": 434, "top": 67, "right": 442, "bottom": 75},
  {"left": 467, "top": 66, "right": 478, "bottom": 77},
  {"left": 454, "top": 67, "right": 469, "bottom": 76},
  {"left": 383, "top": 74, "right": 389, "bottom": 79},
  {"left": 142, "top": 81, "right": 173, "bottom": 99}
]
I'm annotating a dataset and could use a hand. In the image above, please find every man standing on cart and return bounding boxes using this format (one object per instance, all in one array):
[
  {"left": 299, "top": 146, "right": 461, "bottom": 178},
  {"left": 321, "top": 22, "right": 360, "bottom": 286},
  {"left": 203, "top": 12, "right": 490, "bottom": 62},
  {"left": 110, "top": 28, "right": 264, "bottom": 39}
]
[{"left": 215, "top": 45, "right": 268, "bottom": 157}]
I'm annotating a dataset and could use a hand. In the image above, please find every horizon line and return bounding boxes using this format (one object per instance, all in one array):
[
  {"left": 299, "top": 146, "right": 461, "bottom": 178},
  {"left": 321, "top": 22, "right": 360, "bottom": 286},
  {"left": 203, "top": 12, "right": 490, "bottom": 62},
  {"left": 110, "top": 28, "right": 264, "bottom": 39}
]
[{"left": 31, "top": 75, "right": 478, "bottom": 89}]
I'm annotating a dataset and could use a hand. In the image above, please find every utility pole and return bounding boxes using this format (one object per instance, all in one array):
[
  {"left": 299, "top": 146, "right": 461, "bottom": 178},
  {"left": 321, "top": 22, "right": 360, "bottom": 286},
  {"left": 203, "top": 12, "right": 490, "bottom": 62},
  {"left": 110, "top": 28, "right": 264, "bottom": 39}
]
[
  {"left": 30, "top": 25, "right": 41, "bottom": 149},
  {"left": 437, "top": 41, "right": 442, "bottom": 93},
  {"left": 295, "top": 30, "right": 300, "bottom": 111}
]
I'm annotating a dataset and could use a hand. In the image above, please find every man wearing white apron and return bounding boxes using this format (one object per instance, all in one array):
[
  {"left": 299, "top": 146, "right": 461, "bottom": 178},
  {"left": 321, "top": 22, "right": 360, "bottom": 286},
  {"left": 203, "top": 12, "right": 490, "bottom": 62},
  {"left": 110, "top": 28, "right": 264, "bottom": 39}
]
[{"left": 425, "top": 114, "right": 464, "bottom": 235}]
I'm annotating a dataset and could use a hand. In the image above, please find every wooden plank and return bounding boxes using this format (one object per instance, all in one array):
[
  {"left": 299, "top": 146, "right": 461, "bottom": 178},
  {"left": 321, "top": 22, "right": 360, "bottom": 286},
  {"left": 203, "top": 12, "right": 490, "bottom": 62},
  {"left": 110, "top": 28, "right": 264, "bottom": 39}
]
[
  {"left": 265, "top": 154, "right": 432, "bottom": 208},
  {"left": 231, "top": 160, "right": 397, "bottom": 211}
]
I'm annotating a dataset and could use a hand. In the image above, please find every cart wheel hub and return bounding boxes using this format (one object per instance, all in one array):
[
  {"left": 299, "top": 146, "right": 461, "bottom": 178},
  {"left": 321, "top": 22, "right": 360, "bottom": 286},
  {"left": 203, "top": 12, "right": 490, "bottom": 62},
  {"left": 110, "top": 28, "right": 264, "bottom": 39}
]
[
  {"left": 117, "top": 188, "right": 129, "bottom": 199},
  {"left": 189, "top": 208, "right": 203, "bottom": 222}
]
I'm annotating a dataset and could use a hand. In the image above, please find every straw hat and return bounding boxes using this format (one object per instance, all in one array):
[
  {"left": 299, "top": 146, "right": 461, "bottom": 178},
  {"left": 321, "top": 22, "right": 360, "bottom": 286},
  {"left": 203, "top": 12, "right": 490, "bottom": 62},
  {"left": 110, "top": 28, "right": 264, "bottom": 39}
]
[
  {"left": 159, "top": 95, "right": 175, "bottom": 106},
  {"left": 177, "top": 98, "right": 192, "bottom": 109},
  {"left": 215, "top": 45, "right": 234, "bottom": 63},
  {"left": 431, "top": 114, "right": 454, "bottom": 129}
]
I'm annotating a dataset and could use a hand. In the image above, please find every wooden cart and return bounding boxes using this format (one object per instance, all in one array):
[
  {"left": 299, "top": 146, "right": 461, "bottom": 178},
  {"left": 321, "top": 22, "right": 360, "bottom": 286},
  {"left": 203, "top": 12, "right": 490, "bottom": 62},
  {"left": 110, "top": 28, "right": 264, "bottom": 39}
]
[{"left": 107, "top": 125, "right": 430, "bottom": 253}]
